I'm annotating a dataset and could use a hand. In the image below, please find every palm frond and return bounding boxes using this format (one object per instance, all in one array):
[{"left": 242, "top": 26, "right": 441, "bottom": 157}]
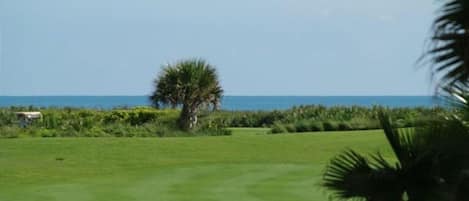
[
  {"left": 378, "top": 112, "right": 410, "bottom": 164},
  {"left": 424, "top": 0, "right": 469, "bottom": 87},
  {"left": 150, "top": 58, "right": 223, "bottom": 130},
  {"left": 439, "top": 83, "right": 469, "bottom": 122},
  {"left": 323, "top": 149, "right": 402, "bottom": 201}
]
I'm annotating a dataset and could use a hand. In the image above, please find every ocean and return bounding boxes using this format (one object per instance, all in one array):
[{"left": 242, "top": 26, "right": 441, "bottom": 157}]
[{"left": 0, "top": 96, "right": 439, "bottom": 110}]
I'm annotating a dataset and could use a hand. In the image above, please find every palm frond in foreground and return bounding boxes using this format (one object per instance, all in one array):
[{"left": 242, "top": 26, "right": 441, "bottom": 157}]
[
  {"left": 425, "top": 0, "right": 469, "bottom": 87},
  {"left": 323, "top": 112, "right": 469, "bottom": 201}
]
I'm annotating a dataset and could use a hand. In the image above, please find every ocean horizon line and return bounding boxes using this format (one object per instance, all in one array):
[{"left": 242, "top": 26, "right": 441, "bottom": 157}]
[
  {"left": 0, "top": 95, "right": 435, "bottom": 97},
  {"left": 0, "top": 96, "right": 440, "bottom": 110}
]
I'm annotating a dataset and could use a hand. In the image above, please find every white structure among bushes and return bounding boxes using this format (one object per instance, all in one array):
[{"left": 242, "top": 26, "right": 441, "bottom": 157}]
[{"left": 15, "top": 112, "right": 42, "bottom": 128}]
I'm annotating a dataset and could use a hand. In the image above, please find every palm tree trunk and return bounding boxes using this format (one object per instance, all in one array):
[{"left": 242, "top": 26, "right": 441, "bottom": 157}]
[{"left": 179, "top": 104, "right": 198, "bottom": 131}]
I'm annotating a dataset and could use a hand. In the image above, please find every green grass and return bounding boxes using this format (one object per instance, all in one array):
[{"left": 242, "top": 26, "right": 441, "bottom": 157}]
[
  {"left": 0, "top": 129, "right": 392, "bottom": 201},
  {"left": 229, "top": 127, "right": 271, "bottom": 136}
]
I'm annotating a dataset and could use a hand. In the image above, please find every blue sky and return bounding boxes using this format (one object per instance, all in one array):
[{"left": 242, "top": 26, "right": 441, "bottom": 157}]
[{"left": 0, "top": 0, "right": 436, "bottom": 96}]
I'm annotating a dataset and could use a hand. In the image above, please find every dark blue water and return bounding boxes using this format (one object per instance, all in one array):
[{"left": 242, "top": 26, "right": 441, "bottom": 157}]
[{"left": 0, "top": 96, "right": 439, "bottom": 110}]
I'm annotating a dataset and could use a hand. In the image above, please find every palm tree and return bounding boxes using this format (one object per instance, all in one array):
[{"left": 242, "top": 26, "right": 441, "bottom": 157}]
[
  {"left": 323, "top": 1, "right": 469, "bottom": 200},
  {"left": 150, "top": 59, "right": 223, "bottom": 131},
  {"left": 425, "top": 0, "right": 469, "bottom": 88},
  {"left": 150, "top": 67, "right": 181, "bottom": 109},
  {"left": 323, "top": 112, "right": 469, "bottom": 201}
]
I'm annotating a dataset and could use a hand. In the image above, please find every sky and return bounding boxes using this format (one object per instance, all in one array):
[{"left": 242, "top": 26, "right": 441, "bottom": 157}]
[{"left": 0, "top": 0, "right": 437, "bottom": 96}]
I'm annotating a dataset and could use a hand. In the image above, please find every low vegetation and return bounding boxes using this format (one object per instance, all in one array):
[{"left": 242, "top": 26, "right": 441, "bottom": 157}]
[
  {"left": 204, "top": 105, "right": 450, "bottom": 133},
  {"left": 0, "top": 106, "right": 230, "bottom": 138},
  {"left": 0, "top": 105, "right": 452, "bottom": 138}
]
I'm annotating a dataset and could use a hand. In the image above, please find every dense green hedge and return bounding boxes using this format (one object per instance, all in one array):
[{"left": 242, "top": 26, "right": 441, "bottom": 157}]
[
  {"left": 200, "top": 105, "right": 451, "bottom": 133},
  {"left": 0, "top": 106, "right": 231, "bottom": 138},
  {"left": 0, "top": 105, "right": 452, "bottom": 137}
]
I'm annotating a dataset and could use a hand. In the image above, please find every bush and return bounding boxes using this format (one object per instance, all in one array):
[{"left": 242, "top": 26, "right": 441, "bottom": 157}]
[
  {"left": 285, "top": 124, "right": 297, "bottom": 133},
  {"left": 39, "top": 129, "right": 57, "bottom": 137},
  {"left": 323, "top": 121, "right": 338, "bottom": 131},
  {"left": 310, "top": 122, "right": 324, "bottom": 131},
  {"left": 0, "top": 126, "right": 21, "bottom": 138},
  {"left": 154, "top": 126, "right": 171, "bottom": 137},
  {"left": 338, "top": 122, "right": 353, "bottom": 131},
  {"left": 0, "top": 105, "right": 451, "bottom": 137},
  {"left": 196, "top": 127, "right": 232, "bottom": 136},
  {"left": 83, "top": 127, "right": 110, "bottom": 137},
  {"left": 271, "top": 123, "right": 288, "bottom": 134},
  {"left": 295, "top": 120, "right": 311, "bottom": 132},
  {"left": 202, "top": 105, "right": 448, "bottom": 129}
]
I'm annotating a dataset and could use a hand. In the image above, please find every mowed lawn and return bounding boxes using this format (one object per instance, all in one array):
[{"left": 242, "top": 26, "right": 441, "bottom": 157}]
[{"left": 0, "top": 129, "right": 392, "bottom": 201}]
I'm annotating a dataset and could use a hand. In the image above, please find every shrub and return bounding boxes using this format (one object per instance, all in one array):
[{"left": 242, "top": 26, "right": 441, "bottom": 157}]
[
  {"left": 323, "top": 121, "right": 338, "bottom": 131},
  {"left": 295, "top": 120, "right": 311, "bottom": 132},
  {"left": 0, "top": 105, "right": 451, "bottom": 137},
  {"left": 309, "top": 121, "right": 324, "bottom": 131},
  {"left": 154, "top": 125, "right": 171, "bottom": 137},
  {"left": 203, "top": 105, "right": 448, "bottom": 129},
  {"left": 285, "top": 124, "right": 297, "bottom": 133},
  {"left": 271, "top": 123, "right": 288, "bottom": 134},
  {"left": 0, "top": 110, "right": 17, "bottom": 126},
  {"left": 338, "top": 122, "right": 353, "bottom": 131},
  {"left": 83, "top": 127, "right": 110, "bottom": 137},
  {"left": 196, "top": 127, "right": 232, "bottom": 136},
  {"left": 39, "top": 129, "right": 57, "bottom": 137},
  {"left": 0, "top": 126, "right": 21, "bottom": 138}
]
